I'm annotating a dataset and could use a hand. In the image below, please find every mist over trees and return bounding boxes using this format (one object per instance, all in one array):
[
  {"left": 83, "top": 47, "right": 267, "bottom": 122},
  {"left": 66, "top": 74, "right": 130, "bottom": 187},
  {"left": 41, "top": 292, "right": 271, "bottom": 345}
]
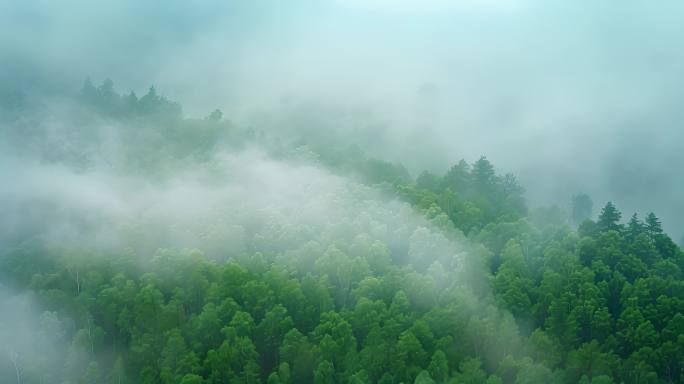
[
  {"left": 2, "top": 2, "right": 684, "bottom": 383},
  {"left": 0, "top": 80, "right": 683, "bottom": 384}
]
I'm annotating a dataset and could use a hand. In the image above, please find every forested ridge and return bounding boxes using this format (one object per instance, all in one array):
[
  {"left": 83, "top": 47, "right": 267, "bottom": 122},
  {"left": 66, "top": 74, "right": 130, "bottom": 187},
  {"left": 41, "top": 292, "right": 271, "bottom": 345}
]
[{"left": 1, "top": 81, "right": 683, "bottom": 384}]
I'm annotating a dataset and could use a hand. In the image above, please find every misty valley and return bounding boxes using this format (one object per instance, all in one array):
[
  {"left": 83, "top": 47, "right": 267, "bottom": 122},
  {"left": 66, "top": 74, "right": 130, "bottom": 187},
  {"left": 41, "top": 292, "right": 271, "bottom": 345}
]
[
  {"left": 3, "top": 2, "right": 684, "bottom": 384},
  {"left": 1, "top": 79, "right": 682, "bottom": 384}
]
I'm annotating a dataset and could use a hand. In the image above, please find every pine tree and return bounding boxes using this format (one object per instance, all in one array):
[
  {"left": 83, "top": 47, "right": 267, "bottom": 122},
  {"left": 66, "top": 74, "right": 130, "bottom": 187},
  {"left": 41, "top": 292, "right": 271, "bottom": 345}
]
[
  {"left": 442, "top": 159, "right": 471, "bottom": 192},
  {"left": 471, "top": 156, "right": 496, "bottom": 196},
  {"left": 597, "top": 202, "right": 622, "bottom": 232},
  {"left": 626, "top": 213, "right": 644, "bottom": 242},
  {"left": 644, "top": 212, "right": 662, "bottom": 240}
]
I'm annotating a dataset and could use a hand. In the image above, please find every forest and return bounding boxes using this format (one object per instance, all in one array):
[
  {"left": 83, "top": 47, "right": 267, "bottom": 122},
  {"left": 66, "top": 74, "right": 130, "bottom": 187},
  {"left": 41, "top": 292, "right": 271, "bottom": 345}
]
[{"left": 1, "top": 79, "right": 683, "bottom": 384}]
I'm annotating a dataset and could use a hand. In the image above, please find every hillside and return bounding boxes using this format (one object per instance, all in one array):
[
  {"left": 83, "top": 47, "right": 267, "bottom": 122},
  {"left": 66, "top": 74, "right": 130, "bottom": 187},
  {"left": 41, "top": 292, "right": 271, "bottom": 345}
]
[{"left": 1, "top": 82, "right": 682, "bottom": 384}]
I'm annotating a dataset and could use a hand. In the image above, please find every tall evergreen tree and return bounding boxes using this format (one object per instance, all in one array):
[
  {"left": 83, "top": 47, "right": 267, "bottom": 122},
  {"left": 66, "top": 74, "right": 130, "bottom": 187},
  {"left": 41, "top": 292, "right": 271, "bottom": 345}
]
[
  {"left": 597, "top": 202, "right": 622, "bottom": 232},
  {"left": 644, "top": 213, "right": 663, "bottom": 240},
  {"left": 626, "top": 213, "right": 644, "bottom": 242},
  {"left": 471, "top": 156, "right": 496, "bottom": 196},
  {"left": 442, "top": 159, "right": 471, "bottom": 192}
]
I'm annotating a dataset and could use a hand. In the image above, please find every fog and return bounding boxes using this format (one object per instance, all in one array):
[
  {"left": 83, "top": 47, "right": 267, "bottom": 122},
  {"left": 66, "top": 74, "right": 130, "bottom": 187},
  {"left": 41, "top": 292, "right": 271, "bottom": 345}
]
[
  {"left": 0, "top": 79, "right": 481, "bottom": 380},
  {"left": 0, "top": 148, "right": 465, "bottom": 264},
  {"left": 2, "top": 0, "right": 682, "bottom": 238},
  {"left": 1, "top": 1, "right": 683, "bottom": 382},
  {"left": 1, "top": 144, "right": 479, "bottom": 381}
]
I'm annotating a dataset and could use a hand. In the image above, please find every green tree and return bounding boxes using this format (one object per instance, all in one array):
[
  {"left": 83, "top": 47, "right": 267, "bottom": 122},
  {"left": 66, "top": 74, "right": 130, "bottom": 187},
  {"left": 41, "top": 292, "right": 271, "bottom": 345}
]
[
  {"left": 644, "top": 213, "right": 662, "bottom": 241},
  {"left": 427, "top": 350, "right": 448, "bottom": 382},
  {"left": 414, "top": 370, "right": 436, "bottom": 384},
  {"left": 279, "top": 329, "right": 314, "bottom": 383},
  {"left": 626, "top": 214, "right": 643, "bottom": 241},
  {"left": 472, "top": 157, "right": 495, "bottom": 189},
  {"left": 455, "top": 357, "right": 488, "bottom": 384},
  {"left": 314, "top": 360, "right": 335, "bottom": 384},
  {"left": 442, "top": 159, "right": 471, "bottom": 192},
  {"left": 597, "top": 202, "right": 622, "bottom": 232},
  {"left": 256, "top": 304, "right": 294, "bottom": 371}
]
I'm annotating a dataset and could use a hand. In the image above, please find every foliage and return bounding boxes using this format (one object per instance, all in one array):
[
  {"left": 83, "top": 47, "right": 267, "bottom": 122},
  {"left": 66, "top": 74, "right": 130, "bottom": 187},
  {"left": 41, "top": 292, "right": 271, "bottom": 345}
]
[{"left": 2, "top": 80, "right": 683, "bottom": 383}]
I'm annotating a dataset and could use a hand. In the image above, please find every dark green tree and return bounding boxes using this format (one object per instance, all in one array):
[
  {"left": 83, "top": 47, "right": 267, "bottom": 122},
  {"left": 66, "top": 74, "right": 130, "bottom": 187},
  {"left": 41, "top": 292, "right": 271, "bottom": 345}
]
[{"left": 597, "top": 202, "right": 623, "bottom": 232}]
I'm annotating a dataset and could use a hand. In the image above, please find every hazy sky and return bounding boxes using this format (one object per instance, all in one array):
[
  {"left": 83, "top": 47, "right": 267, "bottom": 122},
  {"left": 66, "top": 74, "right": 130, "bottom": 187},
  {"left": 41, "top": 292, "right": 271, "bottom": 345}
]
[{"left": 2, "top": 0, "right": 683, "bottom": 237}]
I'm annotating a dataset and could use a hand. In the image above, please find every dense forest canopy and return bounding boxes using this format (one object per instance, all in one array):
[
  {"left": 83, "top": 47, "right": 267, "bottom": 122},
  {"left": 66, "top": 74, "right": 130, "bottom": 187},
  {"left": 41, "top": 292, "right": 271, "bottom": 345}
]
[{"left": 1, "top": 79, "right": 683, "bottom": 384}]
